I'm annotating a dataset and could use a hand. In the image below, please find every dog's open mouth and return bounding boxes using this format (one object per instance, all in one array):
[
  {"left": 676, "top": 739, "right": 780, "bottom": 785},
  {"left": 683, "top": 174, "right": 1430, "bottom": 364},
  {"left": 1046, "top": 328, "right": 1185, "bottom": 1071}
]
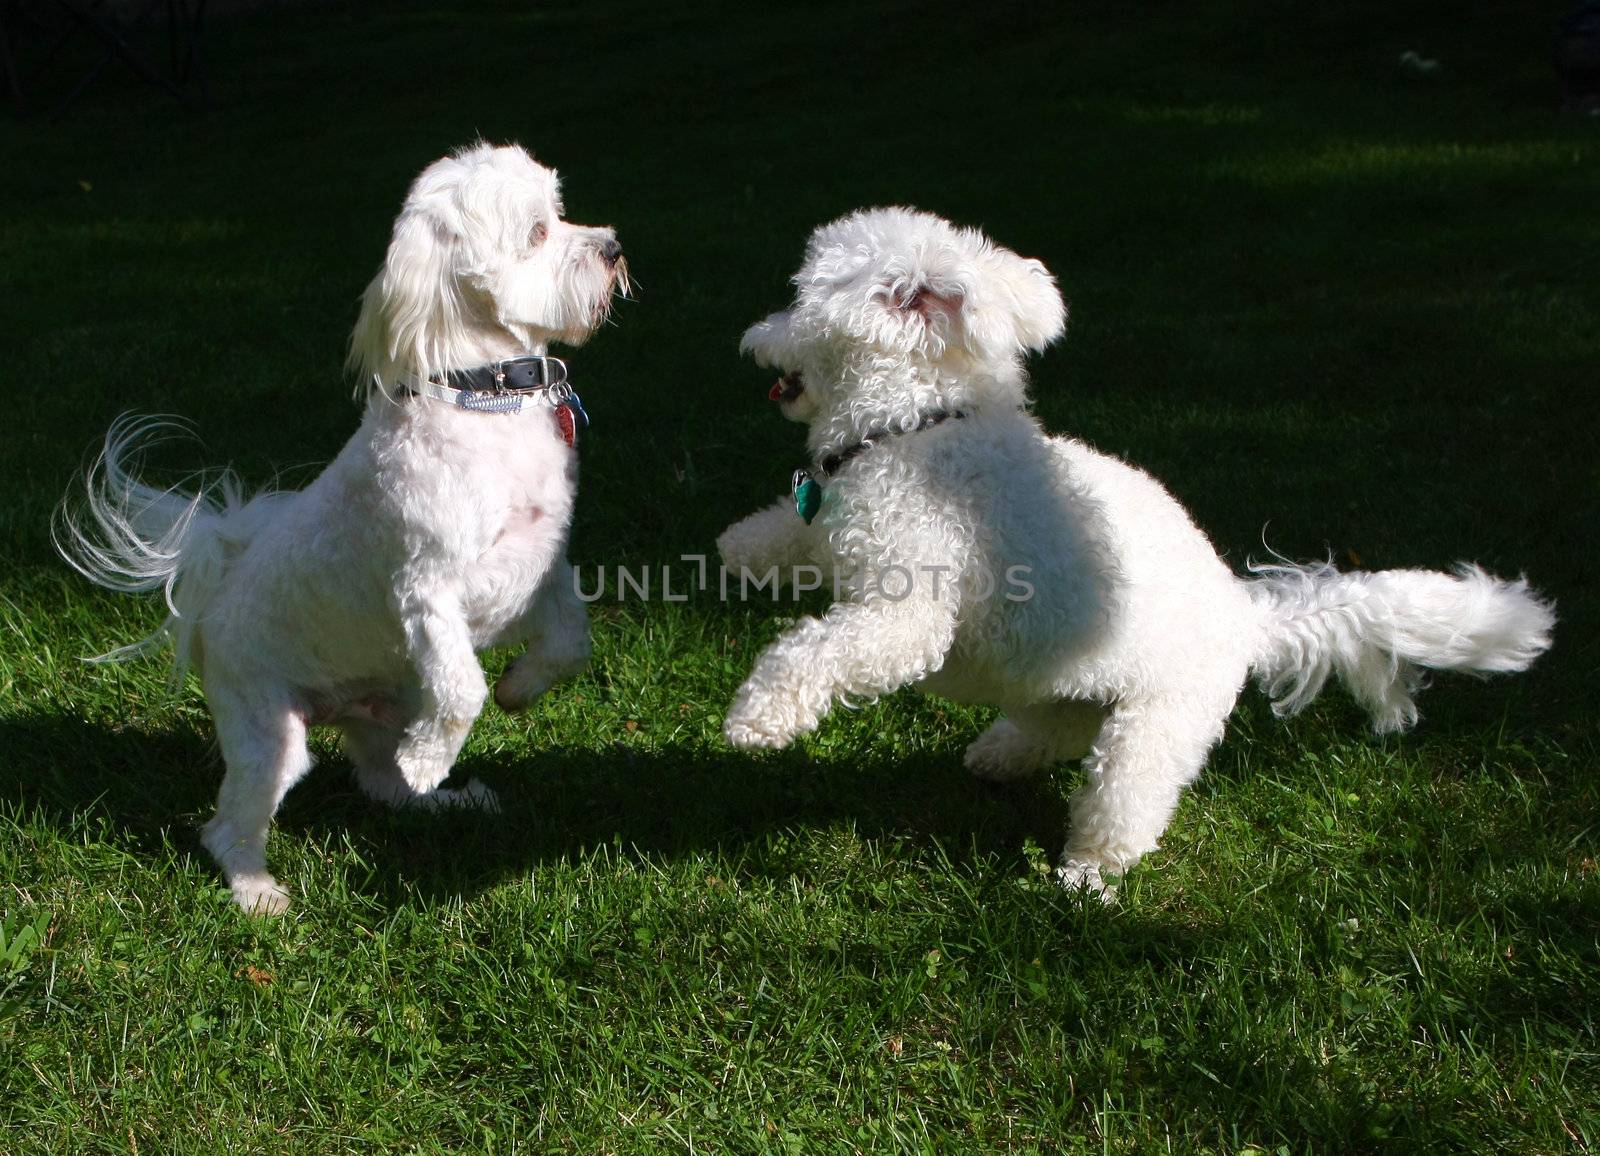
[{"left": 769, "top": 372, "right": 804, "bottom": 403}]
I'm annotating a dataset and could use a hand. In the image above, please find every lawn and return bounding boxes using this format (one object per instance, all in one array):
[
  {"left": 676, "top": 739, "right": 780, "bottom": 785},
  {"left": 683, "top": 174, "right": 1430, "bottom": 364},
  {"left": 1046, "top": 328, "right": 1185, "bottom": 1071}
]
[{"left": 1, "top": 1, "right": 1597, "bottom": 1151}]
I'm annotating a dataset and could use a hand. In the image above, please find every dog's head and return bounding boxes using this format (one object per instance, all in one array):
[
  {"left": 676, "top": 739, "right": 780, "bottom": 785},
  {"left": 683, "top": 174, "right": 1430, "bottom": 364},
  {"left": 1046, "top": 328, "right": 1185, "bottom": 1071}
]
[
  {"left": 742, "top": 207, "right": 1065, "bottom": 427},
  {"left": 350, "top": 143, "right": 627, "bottom": 392}
]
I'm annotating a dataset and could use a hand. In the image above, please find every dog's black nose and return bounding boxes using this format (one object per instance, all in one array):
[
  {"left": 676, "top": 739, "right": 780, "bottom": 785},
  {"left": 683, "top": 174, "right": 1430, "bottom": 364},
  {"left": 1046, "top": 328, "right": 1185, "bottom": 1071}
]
[{"left": 599, "top": 238, "right": 623, "bottom": 263}]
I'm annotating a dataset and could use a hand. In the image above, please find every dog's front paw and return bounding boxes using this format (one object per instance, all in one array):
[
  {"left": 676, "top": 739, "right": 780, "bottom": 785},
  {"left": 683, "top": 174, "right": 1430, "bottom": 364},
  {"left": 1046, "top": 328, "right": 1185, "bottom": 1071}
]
[
  {"left": 964, "top": 720, "right": 1045, "bottom": 782},
  {"left": 394, "top": 712, "right": 478, "bottom": 793},
  {"left": 394, "top": 741, "right": 455, "bottom": 795},
  {"left": 494, "top": 667, "right": 555, "bottom": 713},
  {"left": 723, "top": 685, "right": 815, "bottom": 750},
  {"left": 715, "top": 525, "right": 766, "bottom": 578},
  {"left": 1053, "top": 857, "right": 1118, "bottom": 904},
  {"left": 230, "top": 872, "right": 292, "bottom": 917},
  {"left": 495, "top": 641, "right": 590, "bottom": 713},
  {"left": 724, "top": 713, "right": 796, "bottom": 750}
]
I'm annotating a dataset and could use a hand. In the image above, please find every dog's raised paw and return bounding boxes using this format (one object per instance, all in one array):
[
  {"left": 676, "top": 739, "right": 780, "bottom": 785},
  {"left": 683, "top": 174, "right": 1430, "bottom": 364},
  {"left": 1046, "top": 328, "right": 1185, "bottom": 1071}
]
[
  {"left": 493, "top": 675, "right": 547, "bottom": 713},
  {"left": 714, "top": 528, "right": 752, "bottom": 574},
  {"left": 394, "top": 741, "right": 456, "bottom": 796}
]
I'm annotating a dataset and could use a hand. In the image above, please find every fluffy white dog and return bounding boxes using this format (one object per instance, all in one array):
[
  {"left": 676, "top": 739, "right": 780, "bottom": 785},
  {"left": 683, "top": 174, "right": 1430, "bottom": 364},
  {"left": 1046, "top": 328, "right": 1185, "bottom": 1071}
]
[
  {"left": 57, "top": 143, "right": 626, "bottom": 914},
  {"left": 717, "top": 207, "right": 1554, "bottom": 896}
]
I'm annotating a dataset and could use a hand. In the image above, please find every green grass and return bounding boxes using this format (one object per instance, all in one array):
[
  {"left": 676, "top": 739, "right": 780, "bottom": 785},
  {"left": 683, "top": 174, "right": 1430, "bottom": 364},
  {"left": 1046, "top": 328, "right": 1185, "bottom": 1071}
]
[{"left": 2, "top": 1, "right": 1597, "bottom": 1151}]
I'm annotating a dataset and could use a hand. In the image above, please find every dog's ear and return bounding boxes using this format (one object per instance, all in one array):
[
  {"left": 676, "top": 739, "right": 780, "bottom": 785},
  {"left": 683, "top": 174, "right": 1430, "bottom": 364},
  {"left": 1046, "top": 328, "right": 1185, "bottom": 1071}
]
[
  {"left": 966, "top": 249, "right": 1067, "bottom": 358},
  {"left": 740, "top": 311, "right": 796, "bottom": 369},
  {"left": 347, "top": 211, "right": 466, "bottom": 393}
]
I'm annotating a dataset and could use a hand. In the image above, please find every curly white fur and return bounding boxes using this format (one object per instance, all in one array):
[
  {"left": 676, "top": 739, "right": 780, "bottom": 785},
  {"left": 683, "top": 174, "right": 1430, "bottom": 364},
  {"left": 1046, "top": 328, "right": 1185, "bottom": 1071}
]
[
  {"left": 718, "top": 207, "right": 1555, "bottom": 898},
  {"left": 57, "top": 143, "right": 624, "bottom": 914}
]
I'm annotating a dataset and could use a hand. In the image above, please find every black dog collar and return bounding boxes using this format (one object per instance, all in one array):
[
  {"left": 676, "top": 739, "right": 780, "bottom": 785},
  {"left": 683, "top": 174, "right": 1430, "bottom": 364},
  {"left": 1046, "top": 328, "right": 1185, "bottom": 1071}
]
[
  {"left": 441, "top": 355, "right": 569, "bottom": 394},
  {"left": 394, "top": 355, "right": 589, "bottom": 443},
  {"left": 816, "top": 409, "right": 966, "bottom": 478},
  {"left": 791, "top": 408, "right": 967, "bottom": 523}
]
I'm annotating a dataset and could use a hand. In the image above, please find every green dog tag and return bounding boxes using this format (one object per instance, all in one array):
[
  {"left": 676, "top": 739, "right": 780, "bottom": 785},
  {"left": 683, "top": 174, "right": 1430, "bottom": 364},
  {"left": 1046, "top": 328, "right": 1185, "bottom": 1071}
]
[{"left": 792, "top": 469, "right": 821, "bottom": 524}]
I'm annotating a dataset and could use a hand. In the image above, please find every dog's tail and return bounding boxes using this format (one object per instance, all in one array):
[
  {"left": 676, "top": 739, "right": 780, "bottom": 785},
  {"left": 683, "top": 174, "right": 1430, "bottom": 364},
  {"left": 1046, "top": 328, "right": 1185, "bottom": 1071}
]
[
  {"left": 1247, "top": 560, "right": 1554, "bottom": 732},
  {"left": 54, "top": 415, "right": 260, "bottom": 684}
]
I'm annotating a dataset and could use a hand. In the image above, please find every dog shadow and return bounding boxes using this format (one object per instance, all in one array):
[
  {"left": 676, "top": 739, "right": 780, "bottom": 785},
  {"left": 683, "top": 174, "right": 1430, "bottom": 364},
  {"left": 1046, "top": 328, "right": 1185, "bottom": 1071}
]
[{"left": 0, "top": 710, "right": 1071, "bottom": 909}]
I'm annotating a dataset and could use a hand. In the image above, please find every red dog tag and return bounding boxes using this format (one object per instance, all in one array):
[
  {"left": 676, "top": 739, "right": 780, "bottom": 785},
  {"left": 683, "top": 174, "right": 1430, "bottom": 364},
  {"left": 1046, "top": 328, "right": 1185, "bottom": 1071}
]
[{"left": 556, "top": 404, "right": 577, "bottom": 448}]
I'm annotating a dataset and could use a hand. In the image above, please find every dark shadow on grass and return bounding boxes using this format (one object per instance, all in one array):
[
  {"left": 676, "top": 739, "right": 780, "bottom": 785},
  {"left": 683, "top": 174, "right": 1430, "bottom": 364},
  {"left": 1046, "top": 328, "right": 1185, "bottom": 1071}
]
[
  {"left": 0, "top": 711, "right": 218, "bottom": 857},
  {"left": 286, "top": 739, "right": 1073, "bottom": 908},
  {"left": 0, "top": 711, "right": 1069, "bottom": 906}
]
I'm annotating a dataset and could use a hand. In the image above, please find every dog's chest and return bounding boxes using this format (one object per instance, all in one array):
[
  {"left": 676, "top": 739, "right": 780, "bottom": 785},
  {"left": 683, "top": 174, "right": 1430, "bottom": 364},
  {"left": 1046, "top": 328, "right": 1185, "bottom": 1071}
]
[
  {"left": 420, "top": 405, "right": 575, "bottom": 524},
  {"left": 450, "top": 413, "right": 577, "bottom": 627}
]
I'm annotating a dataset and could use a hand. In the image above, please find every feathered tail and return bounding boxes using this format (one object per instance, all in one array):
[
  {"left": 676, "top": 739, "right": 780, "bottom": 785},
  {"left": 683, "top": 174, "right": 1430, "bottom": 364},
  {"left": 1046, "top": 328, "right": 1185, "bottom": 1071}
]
[
  {"left": 53, "top": 415, "right": 249, "bottom": 683},
  {"left": 1249, "top": 560, "right": 1555, "bottom": 732}
]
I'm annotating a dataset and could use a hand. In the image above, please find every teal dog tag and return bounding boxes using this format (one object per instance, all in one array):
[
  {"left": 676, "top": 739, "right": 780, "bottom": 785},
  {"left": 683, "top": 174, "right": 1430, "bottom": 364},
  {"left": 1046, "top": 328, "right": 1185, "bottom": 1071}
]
[{"left": 791, "top": 469, "right": 821, "bottom": 524}]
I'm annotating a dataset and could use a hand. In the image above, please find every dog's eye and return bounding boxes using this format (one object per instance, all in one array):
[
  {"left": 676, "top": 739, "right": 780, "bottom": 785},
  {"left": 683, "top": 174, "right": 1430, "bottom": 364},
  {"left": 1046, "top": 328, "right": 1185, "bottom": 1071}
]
[{"left": 529, "top": 222, "right": 548, "bottom": 246}]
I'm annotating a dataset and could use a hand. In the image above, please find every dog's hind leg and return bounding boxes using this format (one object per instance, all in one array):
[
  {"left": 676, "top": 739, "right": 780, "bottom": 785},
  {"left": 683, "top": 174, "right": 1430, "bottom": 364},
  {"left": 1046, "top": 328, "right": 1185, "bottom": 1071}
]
[
  {"left": 494, "top": 571, "right": 591, "bottom": 713},
  {"left": 342, "top": 717, "right": 499, "bottom": 812},
  {"left": 200, "top": 686, "right": 313, "bottom": 915},
  {"left": 965, "top": 700, "right": 1108, "bottom": 782},
  {"left": 1056, "top": 690, "right": 1236, "bottom": 899}
]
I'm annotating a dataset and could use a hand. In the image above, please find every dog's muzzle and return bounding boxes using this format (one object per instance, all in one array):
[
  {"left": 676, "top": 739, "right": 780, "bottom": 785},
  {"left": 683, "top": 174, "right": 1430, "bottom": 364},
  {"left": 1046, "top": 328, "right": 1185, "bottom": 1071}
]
[{"left": 769, "top": 372, "right": 804, "bottom": 402}]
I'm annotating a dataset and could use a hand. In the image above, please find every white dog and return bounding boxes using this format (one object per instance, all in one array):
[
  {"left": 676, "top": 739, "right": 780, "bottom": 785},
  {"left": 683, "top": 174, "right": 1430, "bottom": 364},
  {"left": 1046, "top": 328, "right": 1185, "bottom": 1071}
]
[
  {"left": 717, "top": 207, "right": 1554, "bottom": 896},
  {"left": 57, "top": 143, "right": 626, "bottom": 914}
]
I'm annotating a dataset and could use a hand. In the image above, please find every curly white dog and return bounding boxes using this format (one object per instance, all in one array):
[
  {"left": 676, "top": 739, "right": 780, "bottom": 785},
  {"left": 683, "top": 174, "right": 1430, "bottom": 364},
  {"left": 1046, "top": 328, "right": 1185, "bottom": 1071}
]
[
  {"left": 58, "top": 143, "right": 626, "bottom": 914},
  {"left": 717, "top": 207, "right": 1554, "bottom": 897}
]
